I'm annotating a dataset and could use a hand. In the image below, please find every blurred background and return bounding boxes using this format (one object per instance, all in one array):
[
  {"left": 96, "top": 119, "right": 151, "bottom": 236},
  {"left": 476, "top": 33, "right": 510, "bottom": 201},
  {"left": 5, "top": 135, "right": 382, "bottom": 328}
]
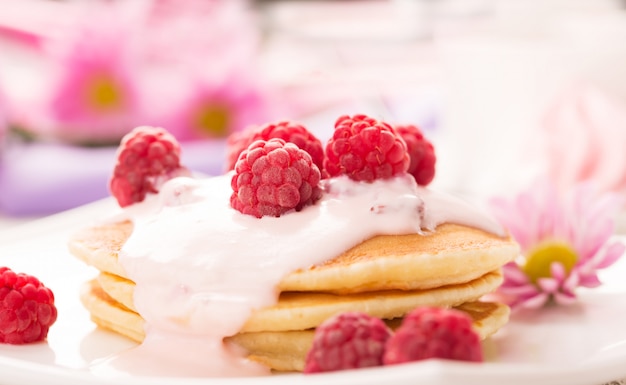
[{"left": 1, "top": 0, "right": 626, "bottom": 223}]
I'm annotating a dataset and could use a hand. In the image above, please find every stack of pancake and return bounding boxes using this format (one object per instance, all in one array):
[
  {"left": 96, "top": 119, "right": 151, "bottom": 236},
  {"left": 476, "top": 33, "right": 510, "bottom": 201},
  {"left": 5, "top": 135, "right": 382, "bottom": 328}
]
[{"left": 69, "top": 220, "right": 518, "bottom": 372}]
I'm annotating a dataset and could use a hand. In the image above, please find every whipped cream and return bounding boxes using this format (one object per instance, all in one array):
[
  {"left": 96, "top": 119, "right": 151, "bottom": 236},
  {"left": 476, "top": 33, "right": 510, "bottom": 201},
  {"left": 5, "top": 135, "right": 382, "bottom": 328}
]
[{"left": 97, "top": 173, "right": 504, "bottom": 377}]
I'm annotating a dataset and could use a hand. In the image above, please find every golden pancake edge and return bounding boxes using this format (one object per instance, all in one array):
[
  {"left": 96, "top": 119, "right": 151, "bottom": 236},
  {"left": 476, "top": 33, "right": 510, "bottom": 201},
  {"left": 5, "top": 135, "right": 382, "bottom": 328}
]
[
  {"left": 81, "top": 277, "right": 510, "bottom": 372},
  {"left": 69, "top": 221, "right": 519, "bottom": 294}
]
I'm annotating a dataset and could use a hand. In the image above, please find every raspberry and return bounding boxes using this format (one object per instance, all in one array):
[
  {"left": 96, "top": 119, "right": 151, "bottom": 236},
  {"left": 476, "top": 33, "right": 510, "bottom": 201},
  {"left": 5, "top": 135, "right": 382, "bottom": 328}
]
[
  {"left": 109, "top": 126, "right": 190, "bottom": 207},
  {"left": 224, "top": 121, "right": 324, "bottom": 171},
  {"left": 395, "top": 124, "right": 436, "bottom": 186},
  {"left": 324, "top": 114, "right": 409, "bottom": 182},
  {"left": 224, "top": 125, "right": 257, "bottom": 172},
  {"left": 304, "top": 312, "right": 392, "bottom": 373},
  {"left": 230, "top": 138, "right": 322, "bottom": 218},
  {"left": 383, "top": 307, "right": 483, "bottom": 365},
  {"left": 0, "top": 267, "right": 57, "bottom": 344}
]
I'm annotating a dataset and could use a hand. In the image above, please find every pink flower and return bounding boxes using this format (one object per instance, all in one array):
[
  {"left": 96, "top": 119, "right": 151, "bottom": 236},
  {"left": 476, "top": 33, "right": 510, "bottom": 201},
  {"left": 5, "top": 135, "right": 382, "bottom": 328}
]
[
  {"left": 490, "top": 179, "right": 625, "bottom": 309},
  {"left": 44, "top": 4, "right": 142, "bottom": 144},
  {"left": 162, "top": 75, "right": 278, "bottom": 141},
  {"left": 0, "top": 91, "right": 6, "bottom": 148},
  {"left": 136, "top": 0, "right": 277, "bottom": 141},
  {"left": 3, "top": 0, "right": 278, "bottom": 145}
]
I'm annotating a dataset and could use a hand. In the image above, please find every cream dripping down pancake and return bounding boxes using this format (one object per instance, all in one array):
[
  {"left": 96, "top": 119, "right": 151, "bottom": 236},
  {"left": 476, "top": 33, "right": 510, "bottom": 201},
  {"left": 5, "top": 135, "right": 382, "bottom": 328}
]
[
  {"left": 80, "top": 277, "right": 510, "bottom": 372},
  {"left": 69, "top": 173, "right": 519, "bottom": 376}
]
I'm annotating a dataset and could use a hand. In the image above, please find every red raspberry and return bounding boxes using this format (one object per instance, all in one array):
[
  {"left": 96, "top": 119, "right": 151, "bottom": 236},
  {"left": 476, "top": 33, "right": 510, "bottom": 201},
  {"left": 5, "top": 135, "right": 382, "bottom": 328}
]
[
  {"left": 395, "top": 124, "right": 436, "bottom": 186},
  {"left": 304, "top": 312, "right": 392, "bottom": 373},
  {"left": 224, "top": 125, "right": 257, "bottom": 172},
  {"left": 109, "top": 126, "right": 190, "bottom": 207},
  {"left": 324, "top": 114, "right": 409, "bottom": 182},
  {"left": 0, "top": 267, "right": 57, "bottom": 344},
  {"left": 224, "top": 121, "right": 324, "bottom": 172},
  {"left": 383, "top": 307, "right": 483, "bottom": 365},
  {"left": 230, "top": 138, "right": 322, "bottom": 218}
]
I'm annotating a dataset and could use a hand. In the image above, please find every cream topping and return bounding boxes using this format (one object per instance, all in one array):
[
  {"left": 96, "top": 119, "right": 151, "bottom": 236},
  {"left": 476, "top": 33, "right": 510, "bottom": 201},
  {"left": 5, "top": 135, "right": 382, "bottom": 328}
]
[{"left": 97, "top": 173, "right": 504, "bottom": 377}]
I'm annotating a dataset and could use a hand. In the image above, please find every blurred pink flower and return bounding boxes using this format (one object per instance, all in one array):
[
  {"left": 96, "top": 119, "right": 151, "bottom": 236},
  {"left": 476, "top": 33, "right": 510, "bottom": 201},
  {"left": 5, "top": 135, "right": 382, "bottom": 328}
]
[
  {"left": 490, "top": 179, "right": 625, "bottom": 309},
  {"left": 163, "top": 75, "right": 276, "bottom": 141},
  {"left": 45, "top": 9, "right": 142, "bottom": 144},
  {"left": 0, "top": 90, "right": 6, "bottom": 148},
  {"left": 1, "top": 0, "right": 279, "bottom": 146}
]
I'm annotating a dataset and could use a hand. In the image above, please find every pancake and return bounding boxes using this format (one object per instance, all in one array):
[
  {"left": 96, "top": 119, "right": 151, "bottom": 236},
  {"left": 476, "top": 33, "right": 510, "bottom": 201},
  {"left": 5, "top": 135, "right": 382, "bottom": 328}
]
[
  {"left": 69, "top": 221, "right": 518, "bottom": 294},
  {"left": 68, "top": 177, "right": 518, "bottom": 374},
  {"left": 97, "top": 269, "right": 503, "bottom": 332},
  {"left": 81, "top": 278, "right": 510, "bottom": 372}
]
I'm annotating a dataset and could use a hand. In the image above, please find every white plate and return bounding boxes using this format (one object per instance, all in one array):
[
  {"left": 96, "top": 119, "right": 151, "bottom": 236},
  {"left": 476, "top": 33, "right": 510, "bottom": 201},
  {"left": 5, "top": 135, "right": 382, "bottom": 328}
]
[{"left": 0, "top": 199, "right": 625, "bottom": 385}]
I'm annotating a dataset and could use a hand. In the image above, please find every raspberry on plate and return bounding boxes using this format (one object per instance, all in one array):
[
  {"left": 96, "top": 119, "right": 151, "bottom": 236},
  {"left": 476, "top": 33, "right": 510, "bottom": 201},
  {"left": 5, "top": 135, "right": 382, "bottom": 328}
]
[
  {"left": 230, "top": 138, "right": 322, "bottom": 218},
  {"left": 383, "top": 307, "right": 483, "bottom": 364},
  {"left": 0, "top": 267, "right": 58, "bottom": 344},
  {"left": 324, "top": 114, "right": 409, "bottom": 182},
  {"left": 224, "top": 120, "right": 324, "bottom": 172},
  {"left": 304, "top": 312, "right": 392, "bottom": 373},
  {"left": 395, "top": 124, "right": 436, "bottom": 186},
  {"left": 109, "top": 126, "right": 189, "bottom": 207}
]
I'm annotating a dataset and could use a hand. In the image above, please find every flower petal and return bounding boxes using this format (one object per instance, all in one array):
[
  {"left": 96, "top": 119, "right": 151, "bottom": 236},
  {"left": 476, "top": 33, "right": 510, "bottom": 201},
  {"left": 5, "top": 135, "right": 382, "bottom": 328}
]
[
  {"left": 594, "top": 241, "right": 626, "bottom": 269},
  {"left": 520, "top": 292, "right": 550, "bottom": 309},
  {"left": 502, "top": 263, "right": 530, "bottom": 285},
  {"left": 517, "top": 191, "right": 543, "bottom": 247},
  {"left": 498, "top": 284, "right": 540, "bottom": 296},
  {"left": 577, "top": 218, "right": 613, "bottom": 260},
  {"left": 550, "top": 261, "right": 567, "bottom": 282},
  {"left": 562, "top": 270, "right": 580, "bottom": 292},
  {"left": 536, "top": 181, "right": 561, "bottom": 239},
  {"left": 584, "top": 192, "right": 622, "bottom": 227},
  {"left": 491, "top": 197, "right": 532, "bottom": 249},
  {"left": 536, "top": 277, "right": 559, "bottom": 293},
  {"left": 554, "top": 291, "right": 577, "bottom": 305},
  {"left": 578, "top": 273, "right": 602, "bottom": 288}
]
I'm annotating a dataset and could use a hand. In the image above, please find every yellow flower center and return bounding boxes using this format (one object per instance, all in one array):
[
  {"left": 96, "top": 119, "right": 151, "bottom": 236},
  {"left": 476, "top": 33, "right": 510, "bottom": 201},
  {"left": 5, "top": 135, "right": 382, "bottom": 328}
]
[
  {"left": 522, "top": 240, "right": 578, "bottom": 283},
  {"left": 86, "top": 76, "right": 122, "bottom": 110},
  {"left": 194, "top": 105, "right": 231, "bottom": 138}
]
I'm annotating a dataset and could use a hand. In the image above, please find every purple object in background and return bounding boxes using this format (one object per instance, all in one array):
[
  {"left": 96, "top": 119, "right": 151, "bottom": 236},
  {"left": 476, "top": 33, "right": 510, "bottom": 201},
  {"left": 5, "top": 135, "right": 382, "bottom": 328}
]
[{"left": 0, "top": 140, "right": 226, "bottom": 216}]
